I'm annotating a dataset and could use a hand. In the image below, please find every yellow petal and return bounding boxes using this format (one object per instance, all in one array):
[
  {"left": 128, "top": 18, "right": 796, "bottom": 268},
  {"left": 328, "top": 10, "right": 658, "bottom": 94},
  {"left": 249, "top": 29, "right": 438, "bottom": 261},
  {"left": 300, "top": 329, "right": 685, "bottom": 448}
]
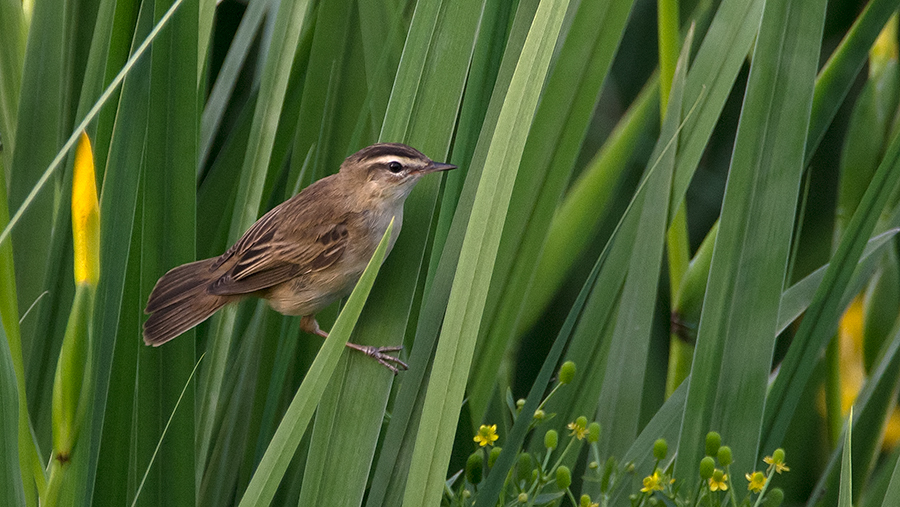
[{"left": 72, "top": 132, "right": 100, "bottom": 286}]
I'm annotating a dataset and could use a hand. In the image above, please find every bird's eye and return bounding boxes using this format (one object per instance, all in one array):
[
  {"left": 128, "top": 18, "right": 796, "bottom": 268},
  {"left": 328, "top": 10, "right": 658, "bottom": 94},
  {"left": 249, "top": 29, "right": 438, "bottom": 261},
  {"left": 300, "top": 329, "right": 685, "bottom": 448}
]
[{"left": 388, "top": 161, "right": 403, "bottom": 173}]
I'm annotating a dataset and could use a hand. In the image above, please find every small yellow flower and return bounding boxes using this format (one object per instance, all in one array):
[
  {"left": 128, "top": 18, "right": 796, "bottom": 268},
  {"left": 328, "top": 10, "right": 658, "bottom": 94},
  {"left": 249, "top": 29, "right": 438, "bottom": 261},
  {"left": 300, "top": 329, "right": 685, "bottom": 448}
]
[
  {"left": 567, "top": 420, "right": 588, "bottom": 440},
  {"left": 474, "top": 424, "right": 498, "bottom": 447},
  {"left": 746, "top": 471, "right": 766, "bottom": 493},
  {"left": 709, "top": 470, "right": 728, "bottom": 491},
  {"left": 763, "top": 455, "right": 790, "bottom": 474},
  {"left": 640, "top": 470, "right": 666, "bottom": 493}
]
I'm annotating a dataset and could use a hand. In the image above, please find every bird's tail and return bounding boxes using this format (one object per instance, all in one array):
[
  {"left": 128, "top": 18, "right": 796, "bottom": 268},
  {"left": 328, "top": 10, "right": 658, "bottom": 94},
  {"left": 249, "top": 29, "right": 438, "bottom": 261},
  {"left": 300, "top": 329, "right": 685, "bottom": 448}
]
[{"left": 143, "top": 258, "right": 232, "bottom": 346}]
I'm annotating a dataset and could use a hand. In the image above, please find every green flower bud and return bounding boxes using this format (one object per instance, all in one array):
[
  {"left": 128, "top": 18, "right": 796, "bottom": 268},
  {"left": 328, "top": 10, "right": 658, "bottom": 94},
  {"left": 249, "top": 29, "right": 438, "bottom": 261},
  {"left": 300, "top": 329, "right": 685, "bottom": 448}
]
[
  {"left": 588, "top": 422, "right": 601, "bottom": 443},
  {"left": 580, "top": 494, "right": 592, "bottom": 507},
  {"left": 517, "top": 492, "right": 528, "bottom": 503},
  {"left": 466, "top": 452, "right": 483, "bottom": 484},
  {"left": 699, "top": 456, "right": 715, "bottom": 479},
  {"left": 462, "top": 490, "right": 471, "bottom": 498},
  {"left": 589, "top": 460, "right": 599, "bottom": 469},
  {"left": 556, "top": 466, "right": 572, "bottom": 489},
  {"left": 489, "top": 446, "right": 502, "bottom": 467},
  {"left": 575, "top": 415, "right": 588, "bottom": 428},
  {"left": 653, "top": 438, "right": 668, "bottom": 460},
  {"left": 534, "top": 409, "right": 546, "bottom": 420},
  {"left": 516, "top": 453, "right": 533, "bottom": 484},
  {"left": 705, "top": 432, "right": 722, "bottom": 457},
  {"left": 516, "top": 398, "right": 526, "bottom": 410},
  {"left": 545, "top": 429, "right": 558, "bottom": 450},
  {"left": 712, "top": 469, "right": 725, "bottom": 482},
  {"left": 717, "top": 445, "right": 733, "bottom": 466},
  {"left": 559, "top": 361, "right": 576, "bottom": 384},
  {"left": 772, "top": 448, "right": 785, "bottom": 464},
  {"left": 762, "top": 488, "right": 784, "bottom": 507}
]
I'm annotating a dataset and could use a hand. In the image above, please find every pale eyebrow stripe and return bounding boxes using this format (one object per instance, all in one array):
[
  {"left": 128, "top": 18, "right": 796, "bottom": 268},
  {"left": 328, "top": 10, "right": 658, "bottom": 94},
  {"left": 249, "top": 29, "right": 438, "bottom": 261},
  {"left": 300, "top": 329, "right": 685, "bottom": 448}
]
[{"left": 366, "top": 155, "right": 419, "bottom": 166}]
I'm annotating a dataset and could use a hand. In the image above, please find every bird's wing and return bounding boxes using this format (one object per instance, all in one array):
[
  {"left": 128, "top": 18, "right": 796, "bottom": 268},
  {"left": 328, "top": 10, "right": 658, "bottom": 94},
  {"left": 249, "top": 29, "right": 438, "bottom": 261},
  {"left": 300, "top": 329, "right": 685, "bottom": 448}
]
[{"left": 207, "top": 200, "right": 351, "bottom": 296}]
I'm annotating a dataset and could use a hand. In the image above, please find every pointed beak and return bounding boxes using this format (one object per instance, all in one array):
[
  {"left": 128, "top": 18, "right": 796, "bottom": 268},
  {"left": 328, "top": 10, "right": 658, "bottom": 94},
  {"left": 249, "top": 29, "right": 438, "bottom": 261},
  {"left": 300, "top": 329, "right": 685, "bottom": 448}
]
[{"left": 422, "top": 161, "right": 457, "bottom": 174}]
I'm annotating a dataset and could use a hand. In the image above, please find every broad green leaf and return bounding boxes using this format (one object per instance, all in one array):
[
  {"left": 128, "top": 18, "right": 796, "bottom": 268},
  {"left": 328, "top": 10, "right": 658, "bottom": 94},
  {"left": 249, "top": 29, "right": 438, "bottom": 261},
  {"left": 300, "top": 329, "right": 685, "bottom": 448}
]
[
  {"left": 675, "top": 0, "right": 826, "bottom": 481},
  {"left": 132, "top": 0, "right": 199, "bottom": 504},
  {"left": 238, "top": 220, "right": 394, "bottom": 507},
  {"left": 401, "top": 0, "right": 569, "bottom": 503}
]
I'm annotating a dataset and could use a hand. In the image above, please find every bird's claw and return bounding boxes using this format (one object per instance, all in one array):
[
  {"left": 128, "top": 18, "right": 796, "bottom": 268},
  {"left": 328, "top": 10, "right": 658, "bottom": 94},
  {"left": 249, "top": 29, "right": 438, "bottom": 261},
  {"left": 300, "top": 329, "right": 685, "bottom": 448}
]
[{"left": 346, "top": 343, "right": 408, "bottom": 374}]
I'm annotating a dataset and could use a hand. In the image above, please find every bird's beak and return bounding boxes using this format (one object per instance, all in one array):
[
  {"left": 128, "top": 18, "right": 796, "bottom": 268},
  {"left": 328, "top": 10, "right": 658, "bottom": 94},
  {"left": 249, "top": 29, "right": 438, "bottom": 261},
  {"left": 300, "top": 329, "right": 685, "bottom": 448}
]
[{"left": 421, "top": 161, "right": 457, "bottom": 174}]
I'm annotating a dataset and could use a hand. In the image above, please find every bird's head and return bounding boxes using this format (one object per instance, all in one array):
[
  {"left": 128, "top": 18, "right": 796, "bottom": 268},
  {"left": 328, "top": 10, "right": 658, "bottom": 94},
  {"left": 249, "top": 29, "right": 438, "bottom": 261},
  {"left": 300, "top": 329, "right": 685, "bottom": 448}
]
[{"left": 340, "top": 143, "right": 456, "bottom": 202}]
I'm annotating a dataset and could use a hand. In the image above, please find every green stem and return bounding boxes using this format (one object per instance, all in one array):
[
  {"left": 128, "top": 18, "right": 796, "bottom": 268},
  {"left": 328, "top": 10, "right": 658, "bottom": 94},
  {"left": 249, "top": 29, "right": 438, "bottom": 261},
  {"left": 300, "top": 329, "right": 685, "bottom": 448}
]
[
  {"left": 42, "top": 459, "right": 65, "bottom": 507},
  {"left": 824, "top": 332, "right": 843, "bottom": 446},
  {"left": 657, "top": 0, "right": 681, "bottom": 115}
]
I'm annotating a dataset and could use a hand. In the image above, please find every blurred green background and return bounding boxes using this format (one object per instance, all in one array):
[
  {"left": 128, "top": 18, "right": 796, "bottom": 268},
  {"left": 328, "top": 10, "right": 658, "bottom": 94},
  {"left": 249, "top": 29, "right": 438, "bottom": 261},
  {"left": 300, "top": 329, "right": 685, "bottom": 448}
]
[{"left": 3, "top": 0, "right": 900, "bottom": 505}]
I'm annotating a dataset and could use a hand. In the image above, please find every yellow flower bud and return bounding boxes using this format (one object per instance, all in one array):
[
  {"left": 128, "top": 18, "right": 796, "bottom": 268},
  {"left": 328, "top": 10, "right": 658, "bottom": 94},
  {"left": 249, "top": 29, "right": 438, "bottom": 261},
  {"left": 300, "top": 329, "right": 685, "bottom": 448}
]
[{"left": 72, "top": 132, "right": 100, "bottom": 287}]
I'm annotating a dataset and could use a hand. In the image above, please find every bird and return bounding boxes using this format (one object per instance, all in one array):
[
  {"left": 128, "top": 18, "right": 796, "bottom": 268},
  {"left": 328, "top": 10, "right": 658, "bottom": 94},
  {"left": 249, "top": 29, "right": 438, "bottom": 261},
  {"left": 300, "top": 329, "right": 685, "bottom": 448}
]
[{"left": 142, "top": 143, "right": 456, "bottom": 373}]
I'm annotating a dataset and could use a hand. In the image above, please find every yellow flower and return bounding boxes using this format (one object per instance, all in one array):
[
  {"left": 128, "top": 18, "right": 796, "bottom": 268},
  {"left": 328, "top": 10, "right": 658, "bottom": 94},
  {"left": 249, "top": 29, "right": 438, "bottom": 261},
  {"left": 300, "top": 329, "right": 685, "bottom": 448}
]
[
  {"left": 709, "top": 470, "right": 728, "bottom": 491},
  {"left": 746, "top": 471, "right": 765, "bottom": 493},
  {"left": 567, "top": 420, "right": 588, "bottom": 440},
  {"left": 640, "top": 470, "right": 666, "bottom": 493},
  {"left": 474, "top": 424, "right": 498, "bottom": 447},
  {"left": 763, "top": 455, "right": 790, "bottom": 474}
]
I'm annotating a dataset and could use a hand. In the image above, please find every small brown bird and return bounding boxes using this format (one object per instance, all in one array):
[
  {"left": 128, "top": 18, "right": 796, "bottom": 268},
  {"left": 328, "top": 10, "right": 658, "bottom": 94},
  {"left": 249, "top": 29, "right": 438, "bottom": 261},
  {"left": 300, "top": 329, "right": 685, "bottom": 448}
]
[{"left": 143, "top": 143, "right": 455, "bottom": 372}]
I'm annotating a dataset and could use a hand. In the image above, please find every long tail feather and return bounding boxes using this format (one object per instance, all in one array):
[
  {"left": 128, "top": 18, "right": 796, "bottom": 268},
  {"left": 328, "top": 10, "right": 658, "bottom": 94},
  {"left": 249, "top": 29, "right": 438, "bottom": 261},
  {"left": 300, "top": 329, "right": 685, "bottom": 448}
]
[{"left": 143, "top": 258, "right": 233, "bottom": 345}]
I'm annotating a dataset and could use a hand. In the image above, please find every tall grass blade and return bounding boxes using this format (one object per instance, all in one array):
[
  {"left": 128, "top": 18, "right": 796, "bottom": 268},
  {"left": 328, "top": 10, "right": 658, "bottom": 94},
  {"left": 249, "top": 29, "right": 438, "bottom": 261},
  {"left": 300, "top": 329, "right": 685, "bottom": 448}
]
[
  {"left": 595, "top": 26, "right": 689, "bottom": 459},
  {"left": 469, "top": 0, "right": 636, "bottom": 419},
  {"left": 74, "top": 3, "right": 156, "bottom": 502},
  {"left": 199, "top": 0, "right": 271, "bottom": 169},
  {"left": 7, "top": 0, "right": 67, "bottom": 361},
  {"left": 762, "top": 125, "right": 900, "bottom": 459},
  {"left": 674, "top": 0, "right": 826, "bottom": 481},
  {"left": 0, "top": 0, "right": 26, "bottom": 171},
  {"left": 839, "top": 409, "right": 854, "bottom": 507},
  {"left": 807, "top": 321, "right": 900, "bottom": 506},
  {"left": 0, "top": 319, "right": 25, "bottom": 507},
  {"left": 197, "top": 0, "right": 311, "bottom": 471},
  {"left": 133, "top": 0, "right": 199, "bottom": 504},
  {"left": 296, "top": 0, "right": 482, "bottom": 504},
  {"left": 401, "top": 0, "right": 569, "bottom": 503},
  {"left": 238, "top": 221, "right": 394, "bottom": 507},
  {"left": 364, "top": 3, "right": 542, "bottom": 505}
]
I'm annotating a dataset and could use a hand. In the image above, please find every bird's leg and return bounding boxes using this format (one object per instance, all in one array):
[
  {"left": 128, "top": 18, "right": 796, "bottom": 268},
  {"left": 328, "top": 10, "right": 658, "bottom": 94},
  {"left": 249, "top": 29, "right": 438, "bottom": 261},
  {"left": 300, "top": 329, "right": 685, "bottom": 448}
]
[
  {"left": 299, "top": 315, "right": 409, "bottom": 374},
  {"left": 299, "top": 315, "right": 329, "bottom": 338}
]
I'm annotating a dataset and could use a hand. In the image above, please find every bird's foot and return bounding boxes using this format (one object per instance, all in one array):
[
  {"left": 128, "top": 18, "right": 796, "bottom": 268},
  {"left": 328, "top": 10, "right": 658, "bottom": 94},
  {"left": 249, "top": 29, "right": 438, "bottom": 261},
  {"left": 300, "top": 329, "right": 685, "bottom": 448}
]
[{"left": 345, "top": 343, "right": 409, "bottom": 375}]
